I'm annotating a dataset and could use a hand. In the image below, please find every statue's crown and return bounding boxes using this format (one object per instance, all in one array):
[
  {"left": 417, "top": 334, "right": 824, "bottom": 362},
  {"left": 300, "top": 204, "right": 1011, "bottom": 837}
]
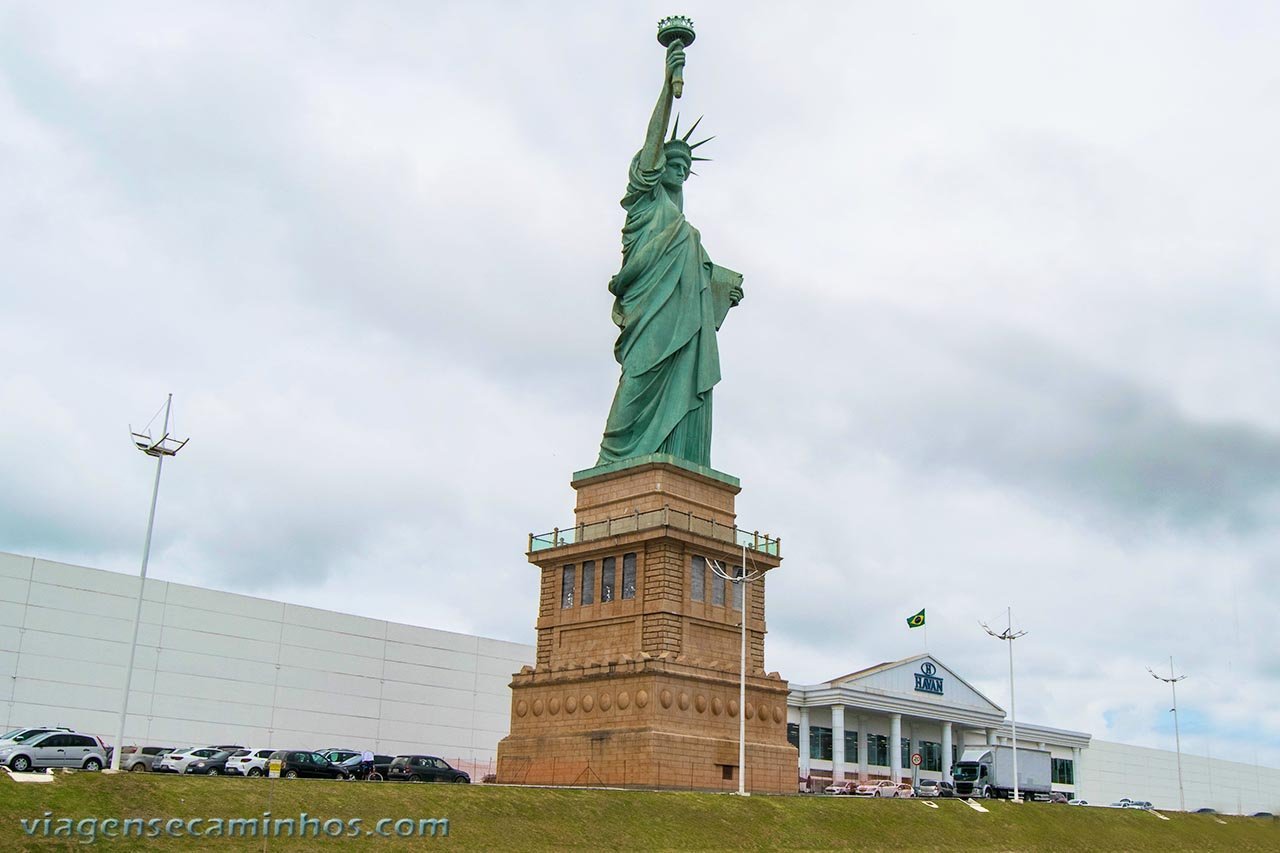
[{"left": 667, "top": 114, "right": 713, "bottom": 165}]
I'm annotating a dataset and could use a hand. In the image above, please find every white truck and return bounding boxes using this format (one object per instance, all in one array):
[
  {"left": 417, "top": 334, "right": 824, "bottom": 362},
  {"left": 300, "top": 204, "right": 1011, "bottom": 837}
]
[{"left": 951, "top": 745, "right": 1052, "bottom": 800}]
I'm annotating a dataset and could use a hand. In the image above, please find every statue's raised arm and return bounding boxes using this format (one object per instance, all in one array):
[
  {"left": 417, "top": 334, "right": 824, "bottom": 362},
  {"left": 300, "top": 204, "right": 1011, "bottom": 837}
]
[{"left": 639, "top": 44, "right": 685, "bottom": 172}]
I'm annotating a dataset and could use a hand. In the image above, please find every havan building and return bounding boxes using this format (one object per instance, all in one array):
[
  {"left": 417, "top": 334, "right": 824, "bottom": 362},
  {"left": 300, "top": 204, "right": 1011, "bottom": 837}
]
[{"left": 787, "top": 654, "right": 1280, "bottom": 815}]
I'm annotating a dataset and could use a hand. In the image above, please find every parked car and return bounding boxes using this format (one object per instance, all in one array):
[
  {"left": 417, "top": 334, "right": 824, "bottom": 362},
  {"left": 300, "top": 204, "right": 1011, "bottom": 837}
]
[
  {"left": 185, "top": 750, "right": 233, "bottom": 776},
  {"left": 318, "top": 748, "right": 361, "bottom": 766},
  {"left": 854, "top": 780, "right": 899, "bottom": 797},
  {"left": 1114, "top": 799, "right": 1153, "bottom": 810},
  {"left": 895, "top": 783, "right": 916, "bottom": 798},
  {"left": 1048, "top": 792, "right": 1069, "bottom": 804},
  {"left": 155, "top": 747, "right": 228, "bottom": 775},
  {"left": 1250, "top": 812, "right": 1274, "bottom": 818},
  {"left": 0, "top": 731, "right": 107, "bottom": 772},
  {"left": 915, "top": 779, "right": 944, "bottom": 797},
  {"left": 225, "top": 748, "right": 276, "bottom": 777},
  {"left": 335, "top": 753, "right": 396, "bottom": 780},
  {"left": 118, "top": 746, "right": 175, "bottom": 772},
  {"left": 1068, "top": 799, "right": 1089, "bottom": 806},
  {"left": 386, "top": 755, "right": 470, "bottom": 783},
  {"left": 824, "top": 780, "right": 856, "bottom": 795},
  {"left": 1193, "top": 808, "right": 1217, "bottom": 814},
  {"left": 267, "top": 750, "right": 348, "bottom": 780},
  {"left": 0, "top": 727, "right": 74, "bottom": 746}
]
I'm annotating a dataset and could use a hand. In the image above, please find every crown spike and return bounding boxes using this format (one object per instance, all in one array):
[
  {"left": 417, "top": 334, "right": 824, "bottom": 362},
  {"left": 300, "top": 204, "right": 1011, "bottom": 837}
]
[
  {"left": 690, "top": 156, "right": 712, "bottom": 162},
  {"left": 689, "top": 135, "right": 715, "bottom": 150},
  {"left": 670, "top": 114, "right": 680, "bottom": 142},
  {"left": 681, "top": 115, "right": 704, "bottom": 142}
]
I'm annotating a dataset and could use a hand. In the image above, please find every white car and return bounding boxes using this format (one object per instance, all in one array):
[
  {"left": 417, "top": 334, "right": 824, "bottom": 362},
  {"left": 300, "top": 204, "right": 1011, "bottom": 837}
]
[
  {"left": 155, "top": 746, "right": 225, "bottom": 774},
  {"left": 855, "top": 779, "right": 901, "bottom": 797},
  {"left": 225, "top": 748, "right": 276, "bottom": 777},
  {"left": 0, "top": 727, "right": 73, "bottom": 747}
]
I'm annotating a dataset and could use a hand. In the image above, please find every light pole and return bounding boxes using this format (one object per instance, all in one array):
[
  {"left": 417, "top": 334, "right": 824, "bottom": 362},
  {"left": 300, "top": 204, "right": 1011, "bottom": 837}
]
[
  {"left": 710, "top": 541, "right": 761, "bottom": 796},
  {"left": 981, "top": 608, "right": 1026, "bottom": 802},
  {"left": 110, "top": 394, "right": 188, "bottom": 771},
  {"left": 1148, "top": 657, "right": 1187, "bottom": 812}
]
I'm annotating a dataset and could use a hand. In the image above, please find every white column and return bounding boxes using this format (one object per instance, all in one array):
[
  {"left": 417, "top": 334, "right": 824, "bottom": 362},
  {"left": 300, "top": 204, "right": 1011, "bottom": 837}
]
[
  {"left": 986, "top": 728, "right": 996, "bottom": 746},
  {"left": 857, "top": 715, "right": 868, "bottom": 781},
  {"left": 942, "top": 721, "right": 954, "bottom": 782},
  {"left": 1072, "top": 747, "right": 1083, "bottom": 797},
  {"left": 890, "top": 713, "right": 903, "bottom": 782},
  {"left": 832, "top": 705, "right": 845, "bottom": 783},
  {"left": 799, "top": 707, "right": 811, "bottom": 777}
]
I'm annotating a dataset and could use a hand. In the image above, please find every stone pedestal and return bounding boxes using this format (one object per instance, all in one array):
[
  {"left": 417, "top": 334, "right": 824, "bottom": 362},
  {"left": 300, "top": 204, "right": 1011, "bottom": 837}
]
[{"left": 496, "top": 454, "right": 794, "bottom": 793}]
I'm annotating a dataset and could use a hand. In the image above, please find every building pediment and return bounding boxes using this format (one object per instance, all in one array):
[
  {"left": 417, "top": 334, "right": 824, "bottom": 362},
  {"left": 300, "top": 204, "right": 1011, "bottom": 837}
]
[{"left": 826, "top": 655, "right": 1004, "bottom": 716}]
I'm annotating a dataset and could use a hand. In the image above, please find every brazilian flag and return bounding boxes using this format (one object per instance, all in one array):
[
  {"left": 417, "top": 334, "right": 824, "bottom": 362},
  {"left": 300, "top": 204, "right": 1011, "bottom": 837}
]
[{"left": 906, "top": 608, "right": 926, "bottom": 629}]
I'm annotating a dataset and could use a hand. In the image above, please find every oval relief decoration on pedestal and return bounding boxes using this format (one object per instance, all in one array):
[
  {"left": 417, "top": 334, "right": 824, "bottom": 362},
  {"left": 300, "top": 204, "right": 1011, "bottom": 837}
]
[
  {"left": 728, "top": 699, "right": 739, "bottom": 717},
  {"left": 772, "top": 705, "right": 784, "bottom": 724},
  {"left": 711, "top": 697, "right": 724, "bottom": 716},
  {"left": 549, "top": 697, "right": 561, "bottom": 715},
  {"left": 678, "top": 692, "right": 690, "bottom": 711},
  {"left": 659, "top": 690, "right": 673, "bottom": 709},
  {"left": 565, "top": 695, "right": 577, "bottom": 714},
  {"left": 515, "top": 700, "right": 529, "bottom": 718},
  {"left": 600, "top": 693, "right": 612, "bottom": 711},
  {"left": 636, "top": 689, "right": 649, "bottom": 708},
  {"left": 532, "top": 699, "right": 545, "bottom": 717},
  {"left": 744, "top": 702, "right": 755, "bottom": 720},
  {"left": 582, "top": 694, "right": 594, "bottom": 712},
  {"left": 694, "top": 695, "right": 707, "bottom": 713},
  {"left": 617, "top": 691, "right": 631, "bottom": 710}
]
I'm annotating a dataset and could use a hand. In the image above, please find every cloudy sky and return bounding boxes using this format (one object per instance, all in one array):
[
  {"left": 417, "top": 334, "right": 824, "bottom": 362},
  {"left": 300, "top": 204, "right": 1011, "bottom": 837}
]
[{"left": 3, "top": 1, "right": 1278, "bottom": 768}]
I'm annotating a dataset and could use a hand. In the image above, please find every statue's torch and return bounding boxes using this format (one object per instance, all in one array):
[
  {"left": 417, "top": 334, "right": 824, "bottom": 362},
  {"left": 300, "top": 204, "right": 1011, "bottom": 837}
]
[{"left": 657, "top": 15, "right": 696, "bottom": 99}]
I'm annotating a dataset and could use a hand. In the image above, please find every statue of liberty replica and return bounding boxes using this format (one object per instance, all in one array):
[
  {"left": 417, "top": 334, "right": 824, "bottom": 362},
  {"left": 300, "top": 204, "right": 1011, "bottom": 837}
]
[
  {"left": 596, "top": 19, "right": 744, "bottom": 469},
  {"left": 498, "top": 18, "right": 792, "bottom": 794}
]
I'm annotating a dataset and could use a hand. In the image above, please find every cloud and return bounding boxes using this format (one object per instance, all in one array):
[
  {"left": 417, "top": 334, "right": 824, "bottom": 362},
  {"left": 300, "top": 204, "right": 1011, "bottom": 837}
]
[{"left": 1, "top": 1, "right": 1278, "bottom": 769}]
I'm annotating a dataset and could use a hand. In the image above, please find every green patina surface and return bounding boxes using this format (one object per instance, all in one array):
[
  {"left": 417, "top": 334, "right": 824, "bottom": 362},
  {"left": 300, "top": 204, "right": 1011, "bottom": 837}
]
[
  {"left": 573, "top": 452, "right": 739, "bottom": 489},
  {"left": 596, "top": 22, "right": 744, "bottom": 470}
]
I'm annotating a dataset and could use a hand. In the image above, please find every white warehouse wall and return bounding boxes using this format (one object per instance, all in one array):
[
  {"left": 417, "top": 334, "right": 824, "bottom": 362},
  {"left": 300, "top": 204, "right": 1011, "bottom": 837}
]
[
  {"left": 1081, "top": 739, "right": 1280, "bottom": 815},
  {"left": 0, "top": 552, "right": 534, "bottom": 766}
]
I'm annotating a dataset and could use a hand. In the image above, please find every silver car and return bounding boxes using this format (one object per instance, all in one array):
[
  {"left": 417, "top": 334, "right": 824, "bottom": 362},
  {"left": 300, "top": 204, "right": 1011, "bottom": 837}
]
[
  {"left": 119, "top": 746, "right": 175, "bottom": 772},
  {"left": 0, "top": 731, "right": 107, "bottom": 772}
]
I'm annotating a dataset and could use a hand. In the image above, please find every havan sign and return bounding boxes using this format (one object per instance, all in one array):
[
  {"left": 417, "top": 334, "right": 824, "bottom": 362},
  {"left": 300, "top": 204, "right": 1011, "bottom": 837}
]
[{"left": 914, "top": 661, "right": 944, "bottom": 695}]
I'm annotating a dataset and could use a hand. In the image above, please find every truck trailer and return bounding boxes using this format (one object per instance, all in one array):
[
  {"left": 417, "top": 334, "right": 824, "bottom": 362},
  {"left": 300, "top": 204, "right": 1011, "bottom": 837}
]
[{"left": 952, "top": 745, "right": 1052, "bottom": 800}]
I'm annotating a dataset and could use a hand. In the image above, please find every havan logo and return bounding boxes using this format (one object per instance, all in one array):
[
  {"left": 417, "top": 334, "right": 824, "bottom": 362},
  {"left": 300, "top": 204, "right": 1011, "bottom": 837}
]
[{"left": 914, "top": 661, "right": 943, "bottom": 695}]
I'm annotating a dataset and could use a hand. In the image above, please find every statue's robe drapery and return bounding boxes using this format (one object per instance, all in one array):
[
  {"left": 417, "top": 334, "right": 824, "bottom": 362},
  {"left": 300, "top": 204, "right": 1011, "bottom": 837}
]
[{"left": 597, "top": 150, "right": 723, "bottom": 467}]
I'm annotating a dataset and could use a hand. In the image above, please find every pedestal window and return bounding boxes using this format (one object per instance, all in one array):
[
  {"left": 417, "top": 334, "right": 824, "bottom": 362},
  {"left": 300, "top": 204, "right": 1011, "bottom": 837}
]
[
  {"left": 561, "top": 565, "right": 575, "bottom": 608},
  {"left": 581, "top": 560, "right": 595, "bottom": 605},
  {"left": 601, "top": 557, "right": 615, "bottom": 603},
  {"left": 691, "top": 555, "right": 706, "bottom": 601},
  {"left": 622, "top": 552, "right": 637, "bottom": 599}
]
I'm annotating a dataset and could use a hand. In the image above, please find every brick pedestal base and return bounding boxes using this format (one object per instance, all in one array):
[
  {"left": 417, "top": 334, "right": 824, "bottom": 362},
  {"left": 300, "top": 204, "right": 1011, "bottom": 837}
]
[
  {"left": 497, "top": 658, "right": 794, "bottom": 793},
  {"left": 497, "top": 458, "right": 795, "bottom": 794}
]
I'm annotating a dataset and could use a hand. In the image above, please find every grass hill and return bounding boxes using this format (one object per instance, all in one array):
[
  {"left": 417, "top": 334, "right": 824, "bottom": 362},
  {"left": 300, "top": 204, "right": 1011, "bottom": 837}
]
[{"left": 2, "top": 772, "right": 1276, "bottom": 851}]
